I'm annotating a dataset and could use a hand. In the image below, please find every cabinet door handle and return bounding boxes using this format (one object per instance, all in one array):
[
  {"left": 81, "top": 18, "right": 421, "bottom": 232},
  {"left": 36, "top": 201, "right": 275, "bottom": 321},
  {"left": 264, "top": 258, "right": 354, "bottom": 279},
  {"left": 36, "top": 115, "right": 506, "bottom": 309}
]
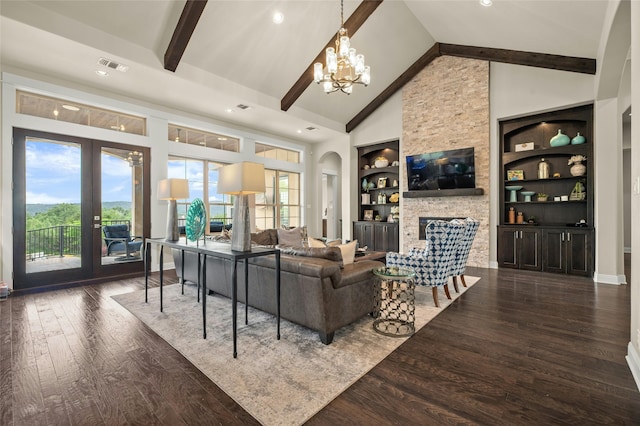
[
  {"left": 567, "top": 232, "right": 571, "bottom": 242},
  {"left": 561, "top": 233, "right": 564, "bottom": 242},
  {"left": 520, "top": 231, "right": 523, "bottom": 239}
]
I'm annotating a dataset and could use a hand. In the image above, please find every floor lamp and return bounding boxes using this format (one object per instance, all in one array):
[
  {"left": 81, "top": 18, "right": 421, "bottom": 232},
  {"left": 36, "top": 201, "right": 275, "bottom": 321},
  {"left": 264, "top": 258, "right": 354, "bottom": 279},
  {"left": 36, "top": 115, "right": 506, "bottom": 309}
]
[
  {"left": 217, "top": 162, "right": 265, "bottom": 252},
  {"left": 157, "top": 178, "right": 189, "bottom": 242}
]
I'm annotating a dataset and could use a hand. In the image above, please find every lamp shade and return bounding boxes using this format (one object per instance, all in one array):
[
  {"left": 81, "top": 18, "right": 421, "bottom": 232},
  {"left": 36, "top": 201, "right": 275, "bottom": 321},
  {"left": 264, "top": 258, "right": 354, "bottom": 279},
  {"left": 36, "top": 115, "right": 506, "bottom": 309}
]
[
  {"left": 217, "top": 162, "right": 265, "bottom": 195},
  {"left": 157, "top": 178, "right": 189, "bottom": 200}
]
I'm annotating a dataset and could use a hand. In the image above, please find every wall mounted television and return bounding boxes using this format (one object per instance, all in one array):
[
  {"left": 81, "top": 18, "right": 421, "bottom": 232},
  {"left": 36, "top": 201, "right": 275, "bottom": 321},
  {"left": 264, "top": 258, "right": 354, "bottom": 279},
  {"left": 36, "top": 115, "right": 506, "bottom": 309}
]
[{"left": 406, "top": 147, "right": 475, "bottom": 191}]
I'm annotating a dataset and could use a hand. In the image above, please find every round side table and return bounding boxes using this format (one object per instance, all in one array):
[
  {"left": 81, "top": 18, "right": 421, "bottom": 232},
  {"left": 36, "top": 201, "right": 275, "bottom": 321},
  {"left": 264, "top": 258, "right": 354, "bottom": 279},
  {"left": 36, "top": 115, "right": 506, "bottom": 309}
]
[{"left": 372, "top": 266, "right": 416, "bottom": 337}]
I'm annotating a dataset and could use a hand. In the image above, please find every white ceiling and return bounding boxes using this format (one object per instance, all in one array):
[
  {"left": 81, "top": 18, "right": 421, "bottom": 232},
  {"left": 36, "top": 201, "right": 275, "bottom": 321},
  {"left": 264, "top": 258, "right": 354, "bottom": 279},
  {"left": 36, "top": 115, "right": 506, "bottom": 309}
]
[{"left": 0, "top": 0, "right": 609, "bottom": 144}]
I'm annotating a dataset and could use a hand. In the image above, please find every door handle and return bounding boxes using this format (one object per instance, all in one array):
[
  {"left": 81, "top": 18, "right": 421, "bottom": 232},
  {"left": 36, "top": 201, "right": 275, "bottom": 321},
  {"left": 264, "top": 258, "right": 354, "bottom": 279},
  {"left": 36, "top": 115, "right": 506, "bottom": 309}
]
[
  {"left": 561, "top": 233, "right": 564, "bottom": 242},
  {"left": 567, "top": 232, "right": 571, "bottom": 242}
]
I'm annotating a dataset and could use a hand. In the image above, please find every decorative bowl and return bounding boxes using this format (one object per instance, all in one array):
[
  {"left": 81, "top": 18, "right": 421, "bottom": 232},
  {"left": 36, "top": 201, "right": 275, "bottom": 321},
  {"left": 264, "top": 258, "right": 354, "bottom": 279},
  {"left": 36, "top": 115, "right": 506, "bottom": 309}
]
[
  {"left": 505, "top": 185, "right": 523, "bottom": 191},
  {"left": 374, "top": 156, "right": 389, "bottom": 168},
  {"left": 521, "top": 191, "right": 536, "bottom": 202}
]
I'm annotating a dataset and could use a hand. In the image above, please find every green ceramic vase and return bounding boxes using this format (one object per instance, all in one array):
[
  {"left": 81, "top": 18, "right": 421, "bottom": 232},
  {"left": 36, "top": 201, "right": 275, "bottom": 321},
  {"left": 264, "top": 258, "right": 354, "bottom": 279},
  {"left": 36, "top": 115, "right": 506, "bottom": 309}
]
[
  {"left": 571, "top": 132, "right": 586, "bottom": 145},
  {"left": 550, "top": 129, "right": 570, "bottom": 147}
]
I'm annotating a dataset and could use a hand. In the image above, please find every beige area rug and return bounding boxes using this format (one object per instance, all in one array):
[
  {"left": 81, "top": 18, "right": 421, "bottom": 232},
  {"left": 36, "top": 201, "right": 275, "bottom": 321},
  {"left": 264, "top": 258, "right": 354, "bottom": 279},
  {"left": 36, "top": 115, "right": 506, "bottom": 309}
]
[{"left": 112, "top": 276, "right": 480, "bottom": 426}]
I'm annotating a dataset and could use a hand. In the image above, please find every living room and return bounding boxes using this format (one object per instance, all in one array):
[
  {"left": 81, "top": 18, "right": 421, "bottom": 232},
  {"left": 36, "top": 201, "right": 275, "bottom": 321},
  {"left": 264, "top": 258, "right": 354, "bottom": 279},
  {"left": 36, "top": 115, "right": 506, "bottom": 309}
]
[{"left": 1, "top": 0, "right": 640, "bottom": 423}]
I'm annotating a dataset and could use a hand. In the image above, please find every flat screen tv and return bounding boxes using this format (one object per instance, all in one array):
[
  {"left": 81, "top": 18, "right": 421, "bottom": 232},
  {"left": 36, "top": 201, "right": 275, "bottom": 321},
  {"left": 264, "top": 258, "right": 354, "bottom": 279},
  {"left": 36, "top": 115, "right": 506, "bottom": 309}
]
[{"left": 406, "top": 147, "right": 475, "bottom": 191}]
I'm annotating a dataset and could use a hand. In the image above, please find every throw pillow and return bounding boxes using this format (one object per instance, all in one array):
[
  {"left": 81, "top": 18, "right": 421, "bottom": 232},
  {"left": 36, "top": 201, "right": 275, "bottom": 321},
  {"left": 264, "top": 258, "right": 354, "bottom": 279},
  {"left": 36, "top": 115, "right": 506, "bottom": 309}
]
[
  {"left": 326, "top": 239, "right": 342, "bottom": 247},
  {"left": 251, "top": 229, "right": 273, "bottom": 246},
  {"left": 337, "top": 240, "right": 357, "bottom": 265},
  {"left": 307, "top": 237, "right": 326, "bottom": 248},
  {"left": 277, "top": 227, "right": 304, "bottom": 248}
]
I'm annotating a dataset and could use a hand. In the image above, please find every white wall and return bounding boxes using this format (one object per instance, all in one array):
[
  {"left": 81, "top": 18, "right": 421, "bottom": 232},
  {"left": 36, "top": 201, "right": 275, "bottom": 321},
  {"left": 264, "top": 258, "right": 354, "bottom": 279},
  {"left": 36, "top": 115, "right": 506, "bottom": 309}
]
[{"left": 626, "top": 0, "right": 640, "bottom": 391}]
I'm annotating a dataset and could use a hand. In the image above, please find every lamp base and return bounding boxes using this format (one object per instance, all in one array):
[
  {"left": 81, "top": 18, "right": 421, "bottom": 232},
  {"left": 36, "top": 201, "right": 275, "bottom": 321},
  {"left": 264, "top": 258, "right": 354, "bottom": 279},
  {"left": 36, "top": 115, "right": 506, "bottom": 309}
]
[
  {"left": 231, "top": 195, "right": 252, "bottom": 252},
  {"left": 166, "top": 200, "right": 180, "bottom": 242}
]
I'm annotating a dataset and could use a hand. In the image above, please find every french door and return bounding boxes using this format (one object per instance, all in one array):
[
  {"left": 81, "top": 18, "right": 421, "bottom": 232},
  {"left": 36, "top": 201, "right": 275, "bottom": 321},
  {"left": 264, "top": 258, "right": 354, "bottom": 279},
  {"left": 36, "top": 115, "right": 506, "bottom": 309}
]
[{"left": 12, "top": 128, "right": 150, "bottom": 290}]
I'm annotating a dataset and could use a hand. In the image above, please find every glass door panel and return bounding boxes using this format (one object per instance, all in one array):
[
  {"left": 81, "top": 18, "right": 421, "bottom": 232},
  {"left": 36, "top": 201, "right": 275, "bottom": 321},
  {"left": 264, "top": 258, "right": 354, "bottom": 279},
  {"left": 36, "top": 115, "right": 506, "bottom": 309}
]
[
  {"left": 100, "top": 147, "right": 144, "bottom": 265},
  {"left": 13, "top": 128, "right": 150, "bottom": 289},
  {"left": 25, "top": 138, "right": 82, "bottom": 274}
]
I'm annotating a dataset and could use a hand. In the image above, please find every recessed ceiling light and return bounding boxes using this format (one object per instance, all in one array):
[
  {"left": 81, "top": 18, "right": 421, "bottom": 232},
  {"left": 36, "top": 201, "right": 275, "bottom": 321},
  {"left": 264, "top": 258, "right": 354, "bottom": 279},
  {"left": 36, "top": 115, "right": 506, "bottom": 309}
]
[
  {"left": 296, "top": 129, "right": 302, "bottom": 134},
  {"left": 62, "top": 104, "right": 80, "bottom": 111},
  {"left": 273, "top": 11, "right": 284, "bottom": 24},
  {"left": 225, "top": 108, "right": 233, "bottom": 113},
  {"left": 480, "top": 0, "right": 492, "bottom": 6},
  {"left": 95, "top": 70, "right": 109, "bottom": 77}
]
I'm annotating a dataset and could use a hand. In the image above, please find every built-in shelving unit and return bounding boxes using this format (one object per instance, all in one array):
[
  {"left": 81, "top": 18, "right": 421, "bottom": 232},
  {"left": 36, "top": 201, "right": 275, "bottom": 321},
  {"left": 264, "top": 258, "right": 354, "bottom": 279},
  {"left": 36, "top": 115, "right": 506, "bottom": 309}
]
[
  {"left": 498, "top": 104, "right": 594, "bottom": 276},
  {"left": 354, "top": 141, "right": 399, "bottom": 252}
]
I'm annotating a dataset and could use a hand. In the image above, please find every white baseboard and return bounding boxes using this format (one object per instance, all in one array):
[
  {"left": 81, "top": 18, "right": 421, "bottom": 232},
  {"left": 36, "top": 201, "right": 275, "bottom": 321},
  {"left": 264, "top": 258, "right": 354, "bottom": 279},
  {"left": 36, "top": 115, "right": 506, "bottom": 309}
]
[
  {"left": 593, "top": 273, "right": 627, "bottom": 285},
  {"left": 626, "top": 342, "right": 640, "bottom": 392},
  {"left": 489, "top": 261, "right": 499, "bottom": 269}
]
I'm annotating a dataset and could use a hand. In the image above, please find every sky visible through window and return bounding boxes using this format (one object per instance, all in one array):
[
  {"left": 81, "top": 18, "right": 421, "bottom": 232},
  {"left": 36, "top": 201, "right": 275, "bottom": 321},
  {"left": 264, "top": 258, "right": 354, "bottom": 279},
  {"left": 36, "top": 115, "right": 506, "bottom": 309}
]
[{"left": 26, "top": 139, "right": 133, "bottom": 205}]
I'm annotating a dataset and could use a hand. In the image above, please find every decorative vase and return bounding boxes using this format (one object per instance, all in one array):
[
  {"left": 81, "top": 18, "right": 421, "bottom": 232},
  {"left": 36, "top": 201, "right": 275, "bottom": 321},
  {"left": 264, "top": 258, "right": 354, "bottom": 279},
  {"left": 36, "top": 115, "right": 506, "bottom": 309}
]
[
  {"left": 571, "top": 132, "right": 586, "bottom": 145},
  {"left": 570, "top": 161, "right": 586, "bottom": 177},
  {"left": 361, "top": 193, "right": 371, "bottom": 204},
  {"left": 537, "top": 158, "right": 549, "bottom": 179},
  {"left": 550, "top": 129, "right": 570, "bottom": 147}
]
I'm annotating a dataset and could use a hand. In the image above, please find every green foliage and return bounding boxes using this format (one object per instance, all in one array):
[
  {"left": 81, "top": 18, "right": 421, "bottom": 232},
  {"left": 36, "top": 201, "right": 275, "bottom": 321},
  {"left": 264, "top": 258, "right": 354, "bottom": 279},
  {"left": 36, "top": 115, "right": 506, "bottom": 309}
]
[{"left": 26, "top": 203, "right": 131, "bottom": 230}]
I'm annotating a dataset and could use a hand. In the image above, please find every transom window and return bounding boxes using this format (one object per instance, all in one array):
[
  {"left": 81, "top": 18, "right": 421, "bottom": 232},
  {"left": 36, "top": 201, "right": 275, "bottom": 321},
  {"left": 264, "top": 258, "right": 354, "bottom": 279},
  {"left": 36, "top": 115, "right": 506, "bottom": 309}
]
[
  {"left": 16, "top": 90, "right": 146, "bottom": 136},
  {"left": 168, "top": 124, "right": 239, "bottom": 152},
  {"left": 255, "top": 142, "right": 300, "bottom": 163}
]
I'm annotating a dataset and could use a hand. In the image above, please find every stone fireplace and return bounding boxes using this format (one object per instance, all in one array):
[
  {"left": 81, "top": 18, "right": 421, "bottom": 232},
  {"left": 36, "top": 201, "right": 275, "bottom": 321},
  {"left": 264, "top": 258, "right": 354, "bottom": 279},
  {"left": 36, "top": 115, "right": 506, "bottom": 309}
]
[{"left": 401, "top": 56, "right": 489, "bottom": 267}]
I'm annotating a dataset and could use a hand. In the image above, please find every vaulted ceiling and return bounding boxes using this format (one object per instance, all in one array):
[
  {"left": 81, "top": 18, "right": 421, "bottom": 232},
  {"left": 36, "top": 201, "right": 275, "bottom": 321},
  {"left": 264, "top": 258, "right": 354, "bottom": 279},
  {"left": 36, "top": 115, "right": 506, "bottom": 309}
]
[{"left": 0, "top": 1, "right": 609, "bottom": 144}]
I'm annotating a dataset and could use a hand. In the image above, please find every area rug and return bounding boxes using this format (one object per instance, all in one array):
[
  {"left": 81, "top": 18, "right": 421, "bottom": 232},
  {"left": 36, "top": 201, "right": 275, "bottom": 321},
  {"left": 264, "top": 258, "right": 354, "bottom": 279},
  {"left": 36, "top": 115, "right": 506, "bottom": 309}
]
[{"left": 112, "top": 276, "right": 479, "bottom": 426}]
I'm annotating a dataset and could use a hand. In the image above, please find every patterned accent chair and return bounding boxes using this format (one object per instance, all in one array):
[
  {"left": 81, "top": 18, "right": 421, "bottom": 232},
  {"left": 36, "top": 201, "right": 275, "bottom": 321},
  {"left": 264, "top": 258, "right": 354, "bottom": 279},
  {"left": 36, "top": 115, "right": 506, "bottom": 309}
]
[
  {"left": 450, "top": 218, "right": 480, "bottom": 293},
  {"left": 386, "top": 220, "right": 465, "bottom": 307}
]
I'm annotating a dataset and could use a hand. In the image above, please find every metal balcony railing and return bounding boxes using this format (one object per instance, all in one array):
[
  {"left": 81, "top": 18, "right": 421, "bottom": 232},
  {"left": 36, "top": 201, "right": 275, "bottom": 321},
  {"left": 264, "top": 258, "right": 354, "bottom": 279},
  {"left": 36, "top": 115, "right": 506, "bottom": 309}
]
[{"left": 26, "top": 220, "right": 131, "bottom": 261}]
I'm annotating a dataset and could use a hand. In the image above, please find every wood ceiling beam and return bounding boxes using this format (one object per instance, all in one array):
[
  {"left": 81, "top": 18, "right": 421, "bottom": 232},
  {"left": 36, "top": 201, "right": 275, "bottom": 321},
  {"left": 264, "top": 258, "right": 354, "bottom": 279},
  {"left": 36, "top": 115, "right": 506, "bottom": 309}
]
[
  {"left": 439, "top": 43, "right": 596, "bottom": 75},
  {"left": 346, "top": 43, "right": 596, "bottom": 132},
  {"left": 164, "top": 0, "right": 208, "bottom": 72},
  {"left": 280, "top": 0, "right": 384, "bottom": 112},
  {"left": 346, "top": 43, "right": 441, "bottom": 133}
]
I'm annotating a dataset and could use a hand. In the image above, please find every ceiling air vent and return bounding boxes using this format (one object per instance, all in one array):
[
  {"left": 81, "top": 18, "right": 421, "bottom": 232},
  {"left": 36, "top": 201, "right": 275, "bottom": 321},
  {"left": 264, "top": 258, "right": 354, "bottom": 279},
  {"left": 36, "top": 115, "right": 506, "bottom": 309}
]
[
  {"left": 98, "top": 57, "right": 129, "bottom": 72},
  {"left": 306, "top": 126, "right": 317, "bottom": 131},
  {"left": 236, "top": 104, "right": 251, "bottom": 110}
]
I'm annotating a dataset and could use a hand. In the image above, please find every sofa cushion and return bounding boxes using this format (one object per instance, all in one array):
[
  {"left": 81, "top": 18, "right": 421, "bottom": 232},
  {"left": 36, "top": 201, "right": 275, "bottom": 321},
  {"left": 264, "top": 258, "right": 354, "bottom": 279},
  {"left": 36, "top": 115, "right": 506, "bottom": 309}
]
[
  {"left": 251, "top": 254, "right": 342, "bottom": 283},
  {"left": 337, "top": 240, "right": 357, "bottom": 265},
  {"left": 252, "top": 229, "right": 276, "bottom": 246},
  {"left": 277, "top": 246, "right": 343, "bottom": 264},
  {"left": 277, "top": 227, "right": 305, "bottom": 247},
  {"left": 308, "top": 237, "right": 326, "bottom": 248}
]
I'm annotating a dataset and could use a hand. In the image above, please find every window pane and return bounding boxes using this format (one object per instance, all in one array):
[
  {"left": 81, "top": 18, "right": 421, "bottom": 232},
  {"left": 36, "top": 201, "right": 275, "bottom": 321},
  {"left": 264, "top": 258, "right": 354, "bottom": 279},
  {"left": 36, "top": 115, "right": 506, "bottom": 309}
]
[
  {"left": 17, "top": 90, "right": 146, "bottom": 136},
  {"left": 169, "top": 124, "right": 239, "bottom": 153}
]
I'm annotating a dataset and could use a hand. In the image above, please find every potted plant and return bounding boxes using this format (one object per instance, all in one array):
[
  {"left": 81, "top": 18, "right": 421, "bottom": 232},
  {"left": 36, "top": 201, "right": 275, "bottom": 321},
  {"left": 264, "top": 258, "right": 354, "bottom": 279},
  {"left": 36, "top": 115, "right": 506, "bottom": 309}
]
[{"left": 537, "top": 193, "right": 548, "bottom": 201}]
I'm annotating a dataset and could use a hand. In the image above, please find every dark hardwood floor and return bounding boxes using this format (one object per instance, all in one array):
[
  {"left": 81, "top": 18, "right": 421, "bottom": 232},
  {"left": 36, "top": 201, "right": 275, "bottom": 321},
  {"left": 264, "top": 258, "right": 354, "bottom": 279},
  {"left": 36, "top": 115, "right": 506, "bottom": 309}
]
[{"left": 2, "top": 257, "right": 640, "bottom": 425}]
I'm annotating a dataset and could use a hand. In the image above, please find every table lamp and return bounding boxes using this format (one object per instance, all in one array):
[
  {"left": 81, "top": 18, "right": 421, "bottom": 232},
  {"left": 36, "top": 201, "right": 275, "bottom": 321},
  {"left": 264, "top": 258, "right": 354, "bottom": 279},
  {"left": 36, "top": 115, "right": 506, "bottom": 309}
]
[
  {"left": 217, "top": 162, "right": 265, "bottom": 251},
  {"left": 157, "top": 178, "right": 189, "bottom": 241}
]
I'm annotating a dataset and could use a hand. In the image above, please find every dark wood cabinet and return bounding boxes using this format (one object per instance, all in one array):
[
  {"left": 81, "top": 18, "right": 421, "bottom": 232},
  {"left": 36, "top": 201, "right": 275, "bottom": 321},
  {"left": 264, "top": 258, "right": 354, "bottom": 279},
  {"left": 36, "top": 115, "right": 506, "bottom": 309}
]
[
  {"left": 498, "top": 226, "right": 542, "bottom": 271},
  {"left": 355, "top": 140, "right": 400, "bottom": 252},
  {"left": 373, "top": 222, "right": 399, "bottom": 252},
  {"left": 498, "top": 104, "right": 594, "bottom": 277},
  {"left": 353, "top": 221, "right": 398, "bottom": 252},
  {"left": 542, "top": 228, "right": 593, "bottom": 276},
  {"left": 353, "top": 221, "right": 375, "bottom": 250}
]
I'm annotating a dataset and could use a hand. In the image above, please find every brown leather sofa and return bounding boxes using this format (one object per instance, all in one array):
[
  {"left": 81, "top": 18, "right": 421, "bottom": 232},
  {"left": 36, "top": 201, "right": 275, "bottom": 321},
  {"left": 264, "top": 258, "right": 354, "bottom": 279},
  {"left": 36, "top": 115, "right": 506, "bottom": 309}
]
[{"left": 172, "top": 247, "right": 382, "bottom": 344}]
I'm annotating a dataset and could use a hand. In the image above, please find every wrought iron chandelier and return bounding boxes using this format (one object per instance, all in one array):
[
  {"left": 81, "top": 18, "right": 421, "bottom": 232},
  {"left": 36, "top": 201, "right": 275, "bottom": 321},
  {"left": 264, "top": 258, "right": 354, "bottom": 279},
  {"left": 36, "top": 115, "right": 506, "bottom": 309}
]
[{"left": 313, "top": 0, "right": 370, "bottom": 94}]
